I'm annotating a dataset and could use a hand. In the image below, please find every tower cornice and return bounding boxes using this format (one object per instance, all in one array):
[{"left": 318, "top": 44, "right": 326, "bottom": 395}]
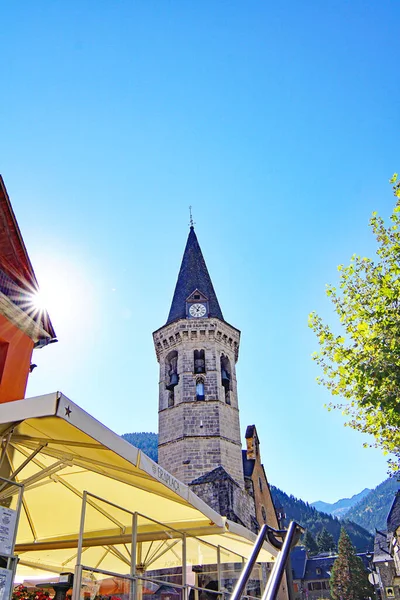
[{"left": 153, "top": 317, "right": 240, "bottom": 362}]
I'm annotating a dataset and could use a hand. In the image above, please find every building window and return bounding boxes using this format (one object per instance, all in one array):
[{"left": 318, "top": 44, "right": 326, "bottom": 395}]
[
  {"left": 0, "top": 340, "right": 9, "bottom": 384},
  {"left": 194, "top": 350, "right": 205, "bottom": 374},
  {"left": 258, "top": 477, "right": 263, "bottom": 492},
  {"left": 220, "top": 355, "right": 231, "bottom": 404},
  {"left": 308, "top": 582, "right": 325, "bottom": 591},
  {"left": 261, "top": 506, "right": 266, "bottom": 522},
  {"left": 316, "top": 568, "right": 321, "bottom": 575},
  {"left": 196, "top": 377, "right": 205, "bottom": 401}
]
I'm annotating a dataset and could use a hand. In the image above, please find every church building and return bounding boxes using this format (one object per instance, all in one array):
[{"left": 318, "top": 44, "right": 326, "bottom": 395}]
[{"left": 153, "top": 225, "right": 283, "bottom": 538}]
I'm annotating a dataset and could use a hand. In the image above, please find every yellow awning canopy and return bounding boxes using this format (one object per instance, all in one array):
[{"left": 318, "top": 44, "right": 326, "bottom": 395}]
[{"left": 0, "top": 392, "right": 277, "bottom": 577}]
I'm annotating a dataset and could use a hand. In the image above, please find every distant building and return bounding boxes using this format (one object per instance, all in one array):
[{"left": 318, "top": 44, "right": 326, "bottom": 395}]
[
  {"left": 291, "top": 547, "right": 371, "bottom": 600},
  {"left": 373, "top": 489, "right": 400, "bottom": 600}
]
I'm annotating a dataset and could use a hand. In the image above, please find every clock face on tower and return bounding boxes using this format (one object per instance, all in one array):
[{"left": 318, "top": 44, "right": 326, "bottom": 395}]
[{"left": 189, "top": 303, "right": 207, "bottom": 318}]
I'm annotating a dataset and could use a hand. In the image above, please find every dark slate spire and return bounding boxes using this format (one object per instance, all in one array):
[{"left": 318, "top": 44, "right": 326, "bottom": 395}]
[{"left": 166, "top": 227, "right": 224, "bottom": 324}]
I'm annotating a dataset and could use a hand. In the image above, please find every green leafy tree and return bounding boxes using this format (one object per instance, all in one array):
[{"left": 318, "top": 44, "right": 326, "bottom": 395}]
[
  {"left": 316, "top": 527, "right": 336, "bottom": 553},
  {"left": 309, "top": 175, "right": 400, "bottom": 472},
  {"left": 330, "top": 528, "right": 372, "bottom": 600},
  {"left": 303, "top": 530, "right": 319, "bottom": 556}
]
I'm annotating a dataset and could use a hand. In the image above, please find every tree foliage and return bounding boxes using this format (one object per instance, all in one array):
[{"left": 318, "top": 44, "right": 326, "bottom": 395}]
[
  {"left": 330, "top": 528, "right": 372, "bottom": 600},
  {"left": 302, "top": 530, "right": 319, "bottom": 556},
  {"left": 309, "top": 175, "right": 400, "bottom": 472},
  {"left": 317, "top": 527, "right": 336, "bottom": 553},
  {"left": 122, "top": 432, "right": 158, "bottom": 462}
]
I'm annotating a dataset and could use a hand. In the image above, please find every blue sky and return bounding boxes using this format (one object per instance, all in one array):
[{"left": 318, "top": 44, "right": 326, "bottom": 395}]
[{"left": 1, "top": 1, "right": 399, "bottom": 503}]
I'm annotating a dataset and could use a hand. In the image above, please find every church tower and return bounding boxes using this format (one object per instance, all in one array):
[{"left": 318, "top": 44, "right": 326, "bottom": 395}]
[{"left": 153, "top": 226, "right": 244, "bottom": 487}]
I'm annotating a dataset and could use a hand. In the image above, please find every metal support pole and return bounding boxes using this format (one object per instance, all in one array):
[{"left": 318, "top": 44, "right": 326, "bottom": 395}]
[
  {"left": 217, "top": 546, "right": 221, "bottom": 593},
  {"left": 261, "top": 521, "right": 300, "bottom": 600},
  {"left": 76, "top": 491, "right": 87, "bottom": 567},
  {"left": 182, "top": 533, "right": 188, "bottom": 600},
  {"left": 136, "top": 544, "right": 143, "bottom": 600},
  {"left": 72, "top": 564, "right": 82, "bottom": 600},
  {"left": 131, "top": 513, "right": 138, "bottom": 600},
  {"left": 72, "top": 492, "right": 87, "bottom": 600}
]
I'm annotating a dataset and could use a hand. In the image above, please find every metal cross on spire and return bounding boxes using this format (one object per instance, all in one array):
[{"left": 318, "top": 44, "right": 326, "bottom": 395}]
[{"left": 189, "top": 205, "right": 195, "bottom": 228}]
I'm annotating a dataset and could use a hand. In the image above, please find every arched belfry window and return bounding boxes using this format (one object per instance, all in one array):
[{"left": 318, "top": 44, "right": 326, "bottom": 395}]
[
  {"left": 194, "top": 350, "right": 205, "bottom": 374},
  {"left": 196, "top": 377, "right": 205, "bottom": 401},
  {"left": 166, "top": 350, "right": 178, "bottom": 407},
  {"left": 221, "top": 354, "right": 231, "bottom": 404}
]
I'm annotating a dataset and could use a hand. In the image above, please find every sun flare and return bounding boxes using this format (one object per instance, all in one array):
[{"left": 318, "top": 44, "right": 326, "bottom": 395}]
[
  {"left": 30, "top": 291, "right": 48, "bottom": 312},
  {"left": 28, "top": 254, "right": 95, "bottom": 334}
]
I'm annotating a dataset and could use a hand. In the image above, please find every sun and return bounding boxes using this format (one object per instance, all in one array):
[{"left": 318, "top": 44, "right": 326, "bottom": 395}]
[
  {"left": 30, "top": 290, "right": 49, "bottom": 312},
  {"left": 31, "top": 275, "right": 77, "bottom": 323},
  {"left": 25, "top": 252, "right": 97, "bottom": 337}
]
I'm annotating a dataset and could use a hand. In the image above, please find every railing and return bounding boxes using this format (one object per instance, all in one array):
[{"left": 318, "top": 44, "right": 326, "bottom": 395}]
[{"left": 231, "top": 521, "right": 303, "bottom": 600}]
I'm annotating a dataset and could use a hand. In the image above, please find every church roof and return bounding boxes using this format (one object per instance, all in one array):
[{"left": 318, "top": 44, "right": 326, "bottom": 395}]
[
  {"left": 190, "top": 465, "right": 237, "bottom": 486},
  {"left": 373, "top": 530, "right": 391, "bottom": 562},
  {"left": 245, "top": 425, "right": 256, "bottom": 439},
  {"left": 387, "top": 490, "right": 400, "bottom": 534},
  {"left": 291, "top": 546, "right": 307, "bottom": 580},
  {"left": 242, "top": 449, "right": 255, "bottom": 478},
  {"left": 166, "top": 227, "right": 224, "bottom": 325}
]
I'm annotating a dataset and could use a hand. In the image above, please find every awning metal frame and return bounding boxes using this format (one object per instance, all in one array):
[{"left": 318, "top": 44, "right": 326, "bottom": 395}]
[{"left": 70, "top": 490, "right": 260, "bottom": 600}]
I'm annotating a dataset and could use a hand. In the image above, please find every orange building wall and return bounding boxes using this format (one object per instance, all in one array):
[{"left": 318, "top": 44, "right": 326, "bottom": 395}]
[
  {"left": 0, "top": 314, "right": 34, "bottom": 403},
  {"left": 250, "top": 460, "right": 280, "bottom": 529}
]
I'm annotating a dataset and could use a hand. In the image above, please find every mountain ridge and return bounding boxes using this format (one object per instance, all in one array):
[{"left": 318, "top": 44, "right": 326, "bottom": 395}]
[
  {"left": 270, "top": 485, "right": 373, "bottom": 552},
  {"left": 344, "top": 477, "right": 399, "bottom": 533},
  {"left": 312, "top": 488, "right": 371, "bottom": 518}
]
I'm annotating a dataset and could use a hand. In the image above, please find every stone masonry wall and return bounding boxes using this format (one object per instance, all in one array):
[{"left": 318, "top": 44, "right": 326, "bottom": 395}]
[
  {"left": 154, "top": 317, "right": 245, "bottom": 488},
  {"left": 158, "top": 434, "right": 244, "bottom": 486},
  {"left": 190, "top": 474, "right": 258, "bottom": 532}
]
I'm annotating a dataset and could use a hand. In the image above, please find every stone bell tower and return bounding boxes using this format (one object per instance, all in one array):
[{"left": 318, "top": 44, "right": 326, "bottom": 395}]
[{"left": 153, "top": 226, "right": 244, "bottom": 487}]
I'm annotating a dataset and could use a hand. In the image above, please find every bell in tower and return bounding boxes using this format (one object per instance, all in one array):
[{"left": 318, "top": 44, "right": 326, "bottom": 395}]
[{"left": 194, "top": 349, "right": 205, "bottom": 374}]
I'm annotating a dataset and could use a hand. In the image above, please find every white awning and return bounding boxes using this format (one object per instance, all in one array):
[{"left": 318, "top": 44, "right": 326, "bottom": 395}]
[{"left": 0, "top": 392, "right": 277, "bottom": 576}]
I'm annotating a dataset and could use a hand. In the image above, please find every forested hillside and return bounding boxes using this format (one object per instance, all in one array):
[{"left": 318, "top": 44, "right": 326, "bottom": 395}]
[
  {"left": 122, "top": 432, "right": 158, "bottom": 462},
  {"left": 345, "top": 478, "right": 399, "bottom": 533},
  {"left": 270, "top": 485, "right": 373, "bottom": 552},
  {"left": 122, "top": 430, "right": 385, "bottom": 550}
]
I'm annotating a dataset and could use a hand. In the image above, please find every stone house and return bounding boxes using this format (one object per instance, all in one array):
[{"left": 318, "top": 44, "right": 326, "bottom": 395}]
[
  {"left": 373, "top": 489, "right": 400, "bottom": 600},
  {"left": 291, "top": 547, "right": 371, "bottom": 600}
]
